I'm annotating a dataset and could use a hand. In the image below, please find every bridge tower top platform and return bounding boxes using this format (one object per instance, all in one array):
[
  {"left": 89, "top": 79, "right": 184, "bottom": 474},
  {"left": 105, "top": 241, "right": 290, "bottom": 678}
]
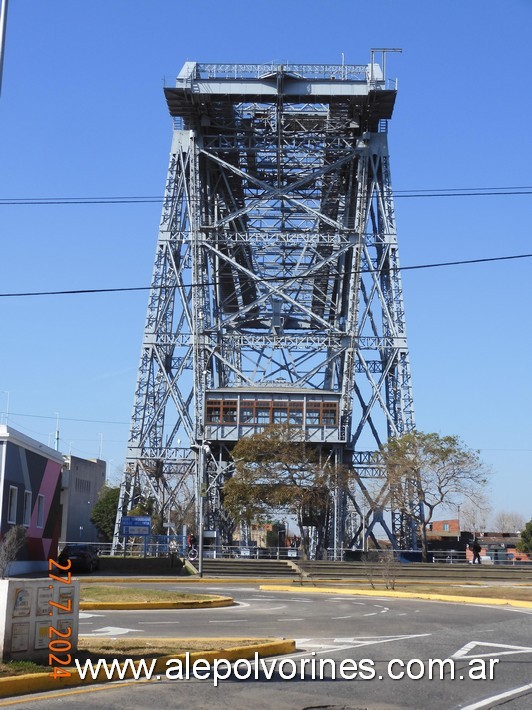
[{"left": 164, "top": 61, "right": 397, "bottom": 128}]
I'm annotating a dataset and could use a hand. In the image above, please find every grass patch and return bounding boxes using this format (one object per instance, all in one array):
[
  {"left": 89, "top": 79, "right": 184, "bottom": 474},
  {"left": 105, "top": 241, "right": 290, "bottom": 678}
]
[
  {"left": 78, "top": 637, "right": 267, "bottom": 659},
  {"left": 0, "top": 660, "right": 46, "bottom": 677},
  {"left": 80, "top": 585, "right": 218, "bottom": 603},
  {"left": 0, "top": 638, "right": 271, "bottom": 678}
]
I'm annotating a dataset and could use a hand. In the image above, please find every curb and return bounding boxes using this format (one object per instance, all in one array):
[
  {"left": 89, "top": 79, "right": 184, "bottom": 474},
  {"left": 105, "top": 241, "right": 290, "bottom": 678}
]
[
  {"left": 80, "top": 577, "right": 298, "bottom": 584},
  {"left": 0, "top": 638, "right": 295, "bottom": 700},
  {"left": 81, "top": 594, "right": 233, "bottom": 611},
  {"left": 259, "top": 584, "right": 532, "bottom": 608}
]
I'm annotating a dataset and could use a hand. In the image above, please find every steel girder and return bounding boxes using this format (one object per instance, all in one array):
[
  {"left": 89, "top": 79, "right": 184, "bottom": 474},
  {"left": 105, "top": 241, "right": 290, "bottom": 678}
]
[{"left": 113, "top": 61, "right": 419, "bottom": 552}]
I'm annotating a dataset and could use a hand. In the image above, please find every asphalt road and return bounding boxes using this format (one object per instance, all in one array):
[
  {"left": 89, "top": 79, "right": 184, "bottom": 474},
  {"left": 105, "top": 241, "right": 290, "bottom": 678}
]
[{"left": 3, "top": 584, "right": 532, "bottom": 709}]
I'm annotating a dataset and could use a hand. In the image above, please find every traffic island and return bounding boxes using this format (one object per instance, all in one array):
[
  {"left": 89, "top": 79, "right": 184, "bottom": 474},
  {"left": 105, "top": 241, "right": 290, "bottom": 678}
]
[
  {"left": 260, "top": 583, "right": 532, "bottom": 608},
  {"left": 0, "top": 637, "right": 296, "bottom": 698},
  {"left": 79, "top": 586, "right": 233, "bottom": 610}
]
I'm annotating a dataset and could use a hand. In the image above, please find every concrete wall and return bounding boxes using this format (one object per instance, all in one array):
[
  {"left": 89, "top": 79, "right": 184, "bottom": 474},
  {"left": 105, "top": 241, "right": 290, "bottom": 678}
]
[{"left": 60, "top": 456, "right": 106, "bottom": 543}]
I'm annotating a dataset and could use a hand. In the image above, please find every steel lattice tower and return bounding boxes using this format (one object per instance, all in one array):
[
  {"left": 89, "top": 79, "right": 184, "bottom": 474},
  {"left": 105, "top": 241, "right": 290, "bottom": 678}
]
[{"left": 114, "top": 55, "right": 418, "bottom": 553}]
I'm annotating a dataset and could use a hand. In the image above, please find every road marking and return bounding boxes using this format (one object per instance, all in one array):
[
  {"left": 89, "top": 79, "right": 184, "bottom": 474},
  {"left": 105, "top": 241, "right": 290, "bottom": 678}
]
[
  {"left": 364, "top": 612, "right": 378, "bottom": 616},
  {"left": 244, "top": 596, "right": 277, "bottom": 601},
  {"left": 288, "top": 598, "right": 313, "bottom": 603},
  {"left": 461, "top": 682, "right": 532, "bottom": 710},
  {"left": 209, "top": 619, "right": 249, "bottom": 623},
  {"left": 79, "top": 612, "right": 104, "bottom": 618},
  {"left": 328, "top": 634, "right": 431, "bottom": 645},
  {"left": 208, "top": 600, "right": 250, "bottom": 610},
  {"left": 236, "top": 605, "right": 286, "bottom": 612},
  {"left": 80, "top": 626, "right": 140, "bottom": 637},
  {"left": 331, "top": 616, "right": 353, "bottom": 620},
  {"left": 281, "top": 618, "right": 304, "bottom": 621},
  {"left": 288, "top": 634, "right": 433, "bottom": 657},
  {"left": 452, "top": 641, "right": 532, "bottom": 659},
  {"left": 326, "top": 597, "right": 366, "bottom": 603},
  {"left": 501, "top": 607, "right": 532, "bottom": 615}
]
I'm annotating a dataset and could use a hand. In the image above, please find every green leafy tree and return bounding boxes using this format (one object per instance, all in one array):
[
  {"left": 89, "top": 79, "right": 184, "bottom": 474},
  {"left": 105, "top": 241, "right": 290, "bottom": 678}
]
[
  {"left": 90, "top": 486, "right": 120, "bottom": 542},
  {"left": 382, "top": 431, "right": 489, "bottom": 562},
  {"left": 516, "top": 520, "right": 532, "bottom": 554},
  {"left": 224, "top": 424, "right": 348, "bottom": 559}
]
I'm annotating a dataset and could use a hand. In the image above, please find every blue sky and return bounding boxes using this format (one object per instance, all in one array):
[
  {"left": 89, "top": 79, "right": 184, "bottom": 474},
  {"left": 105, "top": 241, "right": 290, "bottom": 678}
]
[{"left": 0, "top": 1, "right": 530, "bottom": 521}]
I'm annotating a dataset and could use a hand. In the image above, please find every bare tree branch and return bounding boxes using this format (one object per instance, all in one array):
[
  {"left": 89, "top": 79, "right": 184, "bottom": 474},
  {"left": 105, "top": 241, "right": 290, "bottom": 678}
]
[{"left": 382, "top": 431, "right": 490, "bottom": 561}]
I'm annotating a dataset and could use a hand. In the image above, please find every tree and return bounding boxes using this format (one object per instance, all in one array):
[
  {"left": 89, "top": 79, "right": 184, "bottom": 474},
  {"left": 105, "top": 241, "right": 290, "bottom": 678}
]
[
  {"left": 223, "top": 424, "right": 347, "bottom": 559},
  {"left": 382, "top": 431, "right": 489, "bottom": 562},
  {"left": 459, "top": 493, "right": 492, "bottom": 535},
  {"left": 516, "top": 520, "right": 532, "bottom": 554},
  {"left": 0, "top": 525, "right": 26, "bottom": 578},
  {"left": 492, "top": 511, "right": 526, "bottom": 534},
  {"left": 90, "top": 486, "right": 120, "bottom": 542}
]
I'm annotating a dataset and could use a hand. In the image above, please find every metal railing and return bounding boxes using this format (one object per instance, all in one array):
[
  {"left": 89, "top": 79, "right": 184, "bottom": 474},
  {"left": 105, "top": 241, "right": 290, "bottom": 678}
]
[{"left": 59, "top": 540, "right": 531, "bottom": 565}]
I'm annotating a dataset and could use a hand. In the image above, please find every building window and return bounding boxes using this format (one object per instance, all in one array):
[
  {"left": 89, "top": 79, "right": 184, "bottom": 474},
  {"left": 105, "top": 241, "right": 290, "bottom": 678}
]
[
  {"left": 306, "top": 407, "right": 321, "bottom": 425},
  {"left": 322, "top": 402, "right": 338, "bottom": 426},
  {"left": 255, "top": 407, "right": 270, "bottom": 425},
  {"left": 240, "top": 406, "right": 255, "bottom": 423},
  {"left": 23, "top": 491, "right": 32, "bottom": 526},
  {"left": 7, "top": 486, "right": 18, "bottom": 524},
  {"left": 288, "top": 403, "right": 303, "bottom": 425},
  {"left": 443, "top": 523, "right": 449, "bottom": 532},
  {"left": 272, "top": 404, "right": 288, "bottom": 423},
  {"left": 221, "top": 401, "right": 237, "bottom": 423},
  {"left": 36, "top": 494, "right": 45, "bottom": 528},
  {"left": 206, "top": 400, "right": 221, "bottom": 423}
]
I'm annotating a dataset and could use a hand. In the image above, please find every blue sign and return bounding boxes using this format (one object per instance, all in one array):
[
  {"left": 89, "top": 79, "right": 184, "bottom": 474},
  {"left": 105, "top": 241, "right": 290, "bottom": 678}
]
[{"left": 121, "top": 515, "right": 151, "bottom": 536}]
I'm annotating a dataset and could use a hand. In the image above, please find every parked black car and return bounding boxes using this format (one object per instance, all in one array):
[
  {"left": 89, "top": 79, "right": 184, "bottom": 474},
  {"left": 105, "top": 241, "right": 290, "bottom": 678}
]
[{"left": 58, "top": 544, "right": 100, "bottom": 573}]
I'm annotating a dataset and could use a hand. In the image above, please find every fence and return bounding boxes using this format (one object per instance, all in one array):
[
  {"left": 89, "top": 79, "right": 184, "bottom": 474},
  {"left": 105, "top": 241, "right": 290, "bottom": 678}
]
[{"left": 58, "top": 540, "right": 531, "bottom": 565}]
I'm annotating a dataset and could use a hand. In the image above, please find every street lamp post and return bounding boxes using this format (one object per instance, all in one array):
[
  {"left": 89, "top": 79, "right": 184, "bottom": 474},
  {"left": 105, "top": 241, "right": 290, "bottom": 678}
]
[
  {"left": 192, "top": 441, "right": 210, "bottom": 578},
  {"left": 0, "top": 0, "right": 9, "bottom": 97},
  {"left": 198, "top": 442, "right": 205, "bottom": 577}
]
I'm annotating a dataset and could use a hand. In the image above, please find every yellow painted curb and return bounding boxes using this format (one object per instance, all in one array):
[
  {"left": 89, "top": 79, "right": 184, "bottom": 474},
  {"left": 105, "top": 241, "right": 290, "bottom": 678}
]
[
  {"left": 260, "top": 584, "right": 532, "bottom": 608},
  {"left": 81, "top": 577, "right": 298, "bottom": 584},
  {"left": 81, "top": 594, "right": 233, "bottom": 610},
  {"left": 0, "top": 638, "right": 295, "bottom": 700}
]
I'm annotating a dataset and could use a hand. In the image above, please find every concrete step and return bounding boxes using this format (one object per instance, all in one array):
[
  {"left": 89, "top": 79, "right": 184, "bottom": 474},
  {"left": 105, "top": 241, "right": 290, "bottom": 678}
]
[{"left": 201, "top": 559, "right": 295, "bottom": 576}]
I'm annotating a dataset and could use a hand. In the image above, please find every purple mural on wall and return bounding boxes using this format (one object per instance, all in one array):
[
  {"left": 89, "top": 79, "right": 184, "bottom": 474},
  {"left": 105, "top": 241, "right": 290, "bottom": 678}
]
[{"left": 1, "top": 441, "right": 62, "bottom": 561}]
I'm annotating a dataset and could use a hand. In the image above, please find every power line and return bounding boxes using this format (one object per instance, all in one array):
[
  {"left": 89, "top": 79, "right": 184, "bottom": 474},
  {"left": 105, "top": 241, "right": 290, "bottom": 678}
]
[
  {"left": 0, "top": 252, "right": 531, "bottom": 299},
  {"left": 1, "top": 186, "right": 532, "bottom": 206},
  {"left": 0, "top": 196, "right": 162, "bottom": 205},
  {"left": 3, "top": 411, "right": 128, "bottom": 425}
]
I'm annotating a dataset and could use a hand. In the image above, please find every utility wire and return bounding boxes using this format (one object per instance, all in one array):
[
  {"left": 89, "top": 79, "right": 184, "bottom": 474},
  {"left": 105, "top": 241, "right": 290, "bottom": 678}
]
[
  {"left": 1, "top": 187, "right": 532, "bottom": 205},
  {"left": 4, "top": 411, "right": 128, "bottom": 425},
  {"left": 1, "top": 252, "right": 531, "bottom": 299}
]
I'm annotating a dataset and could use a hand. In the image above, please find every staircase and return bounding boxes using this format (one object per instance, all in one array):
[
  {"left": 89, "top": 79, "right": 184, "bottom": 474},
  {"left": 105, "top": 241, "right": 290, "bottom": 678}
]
[{"left": 199, "top": 558, "right": 296, "bottom": 578}]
